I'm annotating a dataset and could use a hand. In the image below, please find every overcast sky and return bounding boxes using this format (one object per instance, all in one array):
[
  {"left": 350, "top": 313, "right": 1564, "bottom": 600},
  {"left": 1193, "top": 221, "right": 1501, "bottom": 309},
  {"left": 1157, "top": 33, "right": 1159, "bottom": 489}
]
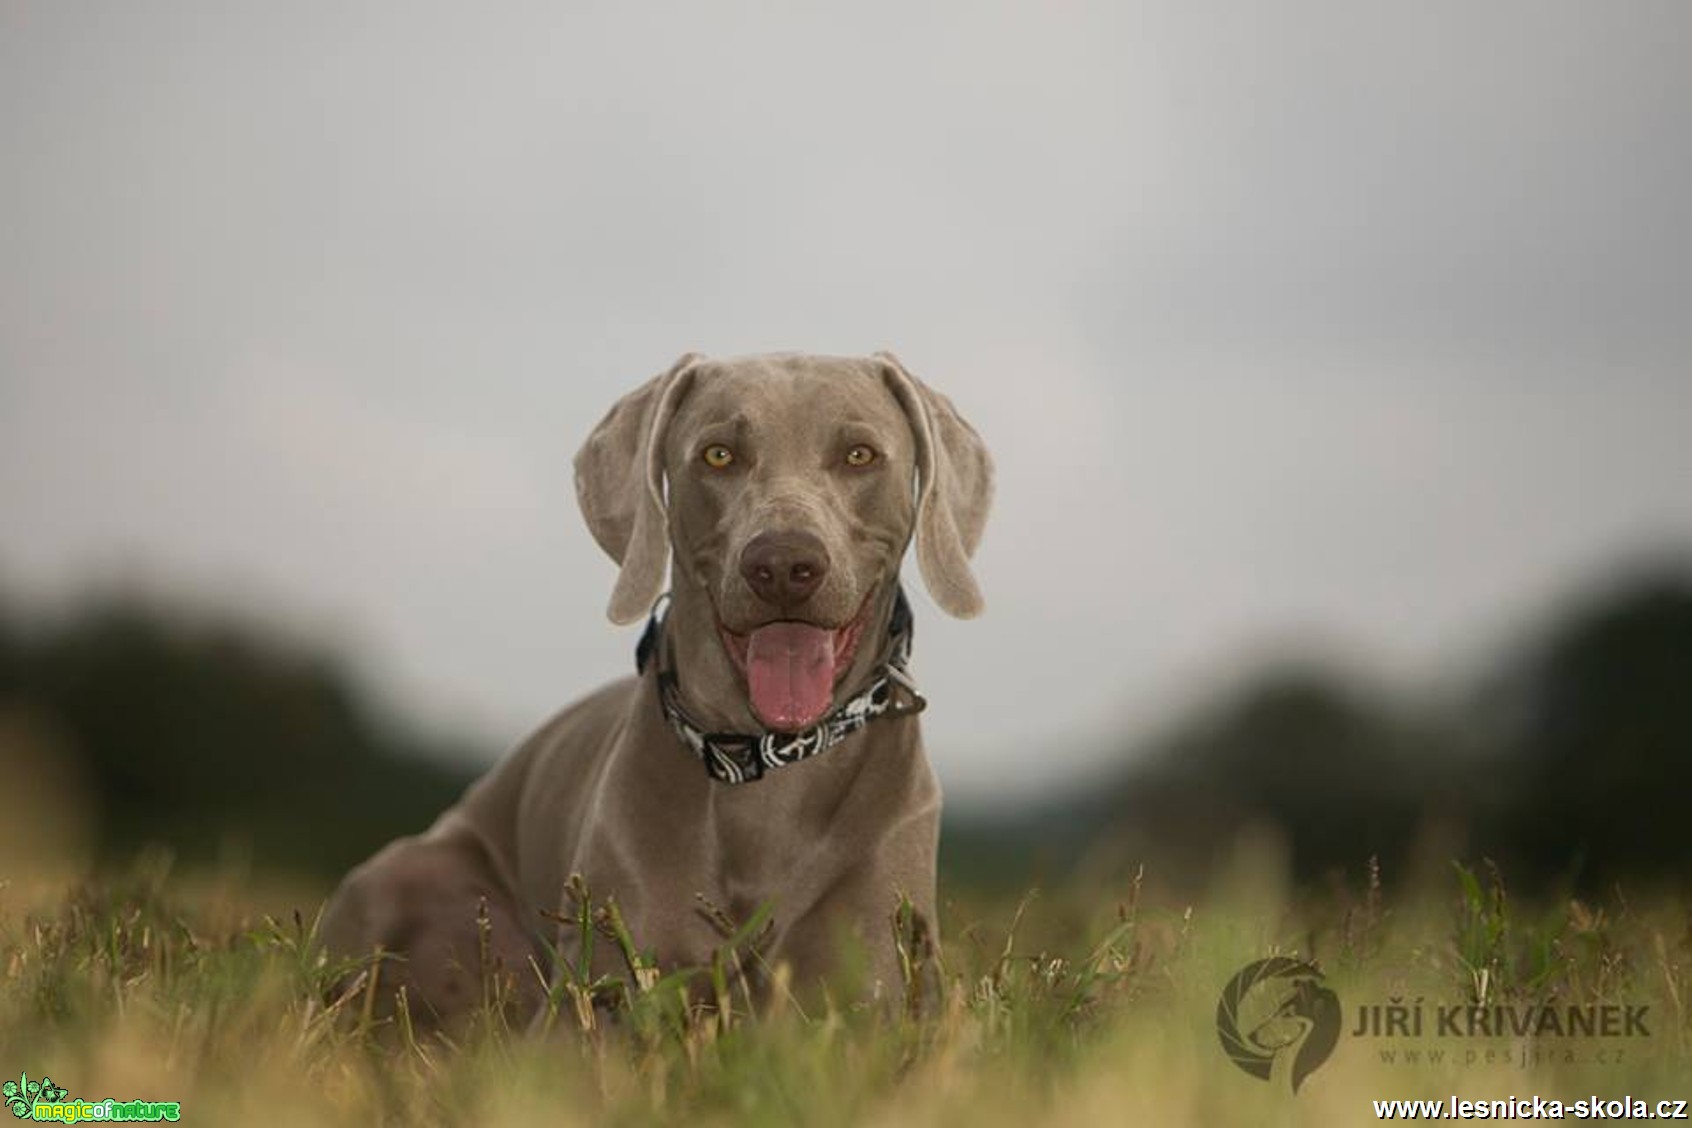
[{"left": 2, "top": 2, "right": 1689, "bottom": 807}]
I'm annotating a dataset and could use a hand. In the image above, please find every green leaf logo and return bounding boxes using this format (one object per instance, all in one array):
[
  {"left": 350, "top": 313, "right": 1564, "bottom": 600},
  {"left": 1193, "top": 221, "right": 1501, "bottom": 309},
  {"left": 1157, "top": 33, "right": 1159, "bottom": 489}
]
[{"left": 4, "top": 1071, "right": 70, "bottom": 1116}]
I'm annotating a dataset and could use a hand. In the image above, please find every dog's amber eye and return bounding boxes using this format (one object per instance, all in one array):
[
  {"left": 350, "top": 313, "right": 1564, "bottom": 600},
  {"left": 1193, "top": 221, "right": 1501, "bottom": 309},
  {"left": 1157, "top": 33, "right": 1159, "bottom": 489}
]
[
  {"left": 701, "top": 444, "right": 735, "bottom": 469},
  {"left": 844, "top": 444, "right": 877, "bottom": 467}
]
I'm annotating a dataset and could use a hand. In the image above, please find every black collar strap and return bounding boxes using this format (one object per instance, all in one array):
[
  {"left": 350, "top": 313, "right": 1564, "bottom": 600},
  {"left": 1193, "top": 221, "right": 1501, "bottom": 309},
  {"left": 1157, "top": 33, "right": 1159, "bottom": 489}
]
[{"left": 635, "top": 587, "right": 926, "bottom": 785}]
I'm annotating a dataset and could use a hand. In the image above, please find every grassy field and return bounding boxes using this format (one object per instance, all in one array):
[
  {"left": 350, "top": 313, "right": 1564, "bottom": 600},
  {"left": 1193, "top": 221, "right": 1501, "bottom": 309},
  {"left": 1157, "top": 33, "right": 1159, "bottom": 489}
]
[{"left": 0, "top": 850, "right": 1686, "bottom": 1127}]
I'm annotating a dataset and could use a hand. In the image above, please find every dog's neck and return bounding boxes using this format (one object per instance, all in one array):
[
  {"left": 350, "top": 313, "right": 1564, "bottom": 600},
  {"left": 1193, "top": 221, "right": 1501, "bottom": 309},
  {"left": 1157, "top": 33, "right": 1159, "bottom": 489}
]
[{"left": 658, "top": 570, "right": 901, "bottom": 736}]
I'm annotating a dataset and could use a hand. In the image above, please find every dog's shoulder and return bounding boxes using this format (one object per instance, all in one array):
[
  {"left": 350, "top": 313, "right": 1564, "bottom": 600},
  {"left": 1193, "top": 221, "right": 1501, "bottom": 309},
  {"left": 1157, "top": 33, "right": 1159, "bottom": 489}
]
[
  {"left": 512, "top": 673, "right": 645, "bottom": 768},
  {"left": 525, "top": 673, "right": 662, "bottom": 786},
  {"left": 455, "top": 673, "right": 647, "bottom": 833}
]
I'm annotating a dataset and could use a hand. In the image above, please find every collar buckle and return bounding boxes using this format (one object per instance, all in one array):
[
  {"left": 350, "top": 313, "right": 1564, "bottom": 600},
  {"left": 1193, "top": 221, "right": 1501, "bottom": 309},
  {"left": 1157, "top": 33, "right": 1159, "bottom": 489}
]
[
  {"left": 702, "top": 734, "right": 766, "bottom": 783},
  {"left": 881, "top": 664, "right": 928, "bottom": 718}
]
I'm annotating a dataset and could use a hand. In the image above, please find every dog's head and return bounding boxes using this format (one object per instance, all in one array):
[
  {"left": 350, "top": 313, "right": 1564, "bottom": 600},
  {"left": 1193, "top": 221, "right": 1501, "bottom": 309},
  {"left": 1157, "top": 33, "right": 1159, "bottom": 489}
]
[{"left": 574, "top": 351, "right": 992, "bottom": 730}]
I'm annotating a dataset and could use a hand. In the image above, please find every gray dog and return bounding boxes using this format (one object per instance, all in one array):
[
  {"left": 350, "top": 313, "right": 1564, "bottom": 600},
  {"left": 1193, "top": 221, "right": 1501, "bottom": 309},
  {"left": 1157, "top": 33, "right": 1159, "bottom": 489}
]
[{"left": 319, "top": 351, "right": 992, "bottom": 1023}]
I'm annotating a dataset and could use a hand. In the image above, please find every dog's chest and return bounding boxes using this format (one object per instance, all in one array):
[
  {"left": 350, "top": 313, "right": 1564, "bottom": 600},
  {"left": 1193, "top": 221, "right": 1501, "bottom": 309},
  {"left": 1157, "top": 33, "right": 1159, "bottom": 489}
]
[{"left": 702, "top": 755, "right": 862, "bottom": 914}]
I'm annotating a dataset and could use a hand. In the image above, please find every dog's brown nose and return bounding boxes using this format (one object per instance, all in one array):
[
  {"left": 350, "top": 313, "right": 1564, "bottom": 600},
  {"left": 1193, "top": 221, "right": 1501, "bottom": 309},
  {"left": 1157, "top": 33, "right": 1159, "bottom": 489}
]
[{"left": 740, "top": 530, "right": 830, "bottom": 607}]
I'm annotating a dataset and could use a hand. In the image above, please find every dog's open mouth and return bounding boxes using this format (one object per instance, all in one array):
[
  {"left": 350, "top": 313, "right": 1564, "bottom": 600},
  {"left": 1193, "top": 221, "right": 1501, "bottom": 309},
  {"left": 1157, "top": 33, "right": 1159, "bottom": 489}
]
[{"left": 716, "top": 593, "right": 875, "bottom": 732}]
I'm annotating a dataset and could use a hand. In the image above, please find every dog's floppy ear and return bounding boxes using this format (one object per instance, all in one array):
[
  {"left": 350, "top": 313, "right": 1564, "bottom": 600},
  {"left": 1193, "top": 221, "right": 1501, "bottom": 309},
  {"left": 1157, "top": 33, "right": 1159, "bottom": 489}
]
[
  {"left": 876, "top": 351, "right": 994, "bottom": 618},
  {"left": 574, "top": 353, "right": 703, "bottom": 624}
]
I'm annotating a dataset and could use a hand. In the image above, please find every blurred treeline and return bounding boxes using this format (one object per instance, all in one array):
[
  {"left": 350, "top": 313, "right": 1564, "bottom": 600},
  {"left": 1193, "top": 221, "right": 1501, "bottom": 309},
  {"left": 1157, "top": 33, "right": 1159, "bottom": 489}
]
[
  {"left": 946, "top": 558, "right": 1692, "bottom": 897},
  {"left": 0, "top": 594, "right": 475, "bottom": 881},
  {"left": 1, "top": 559, "right": 1689, "bottom": 896}
]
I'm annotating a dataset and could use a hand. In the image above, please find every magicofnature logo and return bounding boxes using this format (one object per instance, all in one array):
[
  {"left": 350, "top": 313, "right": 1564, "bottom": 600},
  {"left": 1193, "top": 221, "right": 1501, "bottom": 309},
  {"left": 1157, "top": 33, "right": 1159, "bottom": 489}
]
[
  {"left": 4, "top": 1075, "right": 68, "bottom": 1118},
  {"left": 4, "top": 1070, "right": 182, "bottom": 1122},
  {"left": 1215, "top": 957, "right": 1342, "bottom": 1094}
]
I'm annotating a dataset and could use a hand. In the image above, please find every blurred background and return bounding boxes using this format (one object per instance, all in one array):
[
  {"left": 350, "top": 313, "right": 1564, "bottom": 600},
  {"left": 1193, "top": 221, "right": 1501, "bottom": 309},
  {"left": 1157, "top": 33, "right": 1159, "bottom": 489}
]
[{"left": 2, "top": 2, "right": 1688, "bottom": 900}]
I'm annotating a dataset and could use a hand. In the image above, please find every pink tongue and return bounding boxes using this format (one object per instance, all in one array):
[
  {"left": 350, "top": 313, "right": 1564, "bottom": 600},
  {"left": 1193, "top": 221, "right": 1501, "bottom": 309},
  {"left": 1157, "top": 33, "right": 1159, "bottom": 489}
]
[{"left": 746, "top": 622, "right": 836, "bottom": 731}]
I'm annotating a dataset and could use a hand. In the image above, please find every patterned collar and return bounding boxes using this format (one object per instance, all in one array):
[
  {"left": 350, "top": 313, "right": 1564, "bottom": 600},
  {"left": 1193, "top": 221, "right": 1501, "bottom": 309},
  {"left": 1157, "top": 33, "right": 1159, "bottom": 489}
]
[{"left": 634, "top": 588, "right": 926, "bottom": 784}]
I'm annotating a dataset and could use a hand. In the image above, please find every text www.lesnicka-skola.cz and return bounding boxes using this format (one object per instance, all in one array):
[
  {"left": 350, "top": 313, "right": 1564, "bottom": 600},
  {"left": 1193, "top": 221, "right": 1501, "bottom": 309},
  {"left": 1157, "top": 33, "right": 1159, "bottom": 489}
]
[{"left": 1372, "top": 1095, "right": 1689, "bottom": 1120}]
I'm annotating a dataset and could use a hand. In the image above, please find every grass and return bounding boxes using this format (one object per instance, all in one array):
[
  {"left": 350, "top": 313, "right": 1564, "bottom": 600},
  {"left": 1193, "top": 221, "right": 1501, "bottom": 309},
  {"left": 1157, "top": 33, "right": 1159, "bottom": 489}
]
[{"left": 0, "top": 849, "right": 1687, "bottom": 1127}]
